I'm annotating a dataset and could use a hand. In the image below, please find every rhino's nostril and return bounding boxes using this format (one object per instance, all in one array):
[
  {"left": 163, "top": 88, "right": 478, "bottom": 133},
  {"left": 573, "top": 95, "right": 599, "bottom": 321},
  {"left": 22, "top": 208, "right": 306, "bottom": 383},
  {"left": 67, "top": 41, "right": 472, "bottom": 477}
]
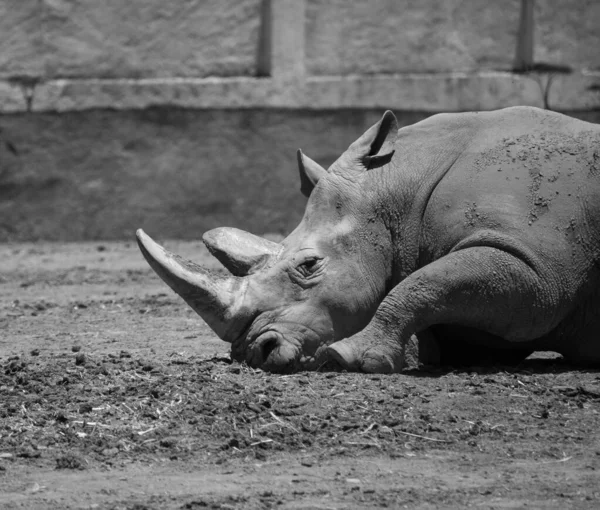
[
  {"left": 254, "top": 332, "right": 297, "bottom": 371},
  {"left": 261, "top": 337, "right": 279, "bottom": 362}
]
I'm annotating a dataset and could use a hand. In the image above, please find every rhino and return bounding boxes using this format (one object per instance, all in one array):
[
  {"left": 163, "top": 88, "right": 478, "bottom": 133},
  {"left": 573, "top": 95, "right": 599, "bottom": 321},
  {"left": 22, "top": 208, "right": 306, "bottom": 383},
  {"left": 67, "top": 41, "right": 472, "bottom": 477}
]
[{"left": 137, "top": 106, "right": 600, "bottom": 374}]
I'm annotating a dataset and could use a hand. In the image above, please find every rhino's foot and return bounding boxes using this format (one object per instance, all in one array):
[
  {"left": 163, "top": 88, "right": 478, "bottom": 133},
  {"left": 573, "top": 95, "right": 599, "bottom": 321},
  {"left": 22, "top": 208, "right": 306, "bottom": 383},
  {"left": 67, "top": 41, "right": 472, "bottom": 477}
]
[
  {"left": 327, "top": 335, "right": 404, "bottom": 374},
  {"left": 326, "top": 341, "right": 361, "bottom": 371}
]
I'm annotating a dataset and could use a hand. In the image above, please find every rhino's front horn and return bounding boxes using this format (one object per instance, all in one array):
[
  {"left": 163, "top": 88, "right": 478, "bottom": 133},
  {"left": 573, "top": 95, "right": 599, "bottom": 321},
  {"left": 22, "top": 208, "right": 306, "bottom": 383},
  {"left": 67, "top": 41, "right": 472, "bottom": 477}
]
[
  {"left": 136, "top": 229, "right": 249, "bottom": 342},
  {"left": 203, "top": 227, "right": 281, "bottom": 276}
]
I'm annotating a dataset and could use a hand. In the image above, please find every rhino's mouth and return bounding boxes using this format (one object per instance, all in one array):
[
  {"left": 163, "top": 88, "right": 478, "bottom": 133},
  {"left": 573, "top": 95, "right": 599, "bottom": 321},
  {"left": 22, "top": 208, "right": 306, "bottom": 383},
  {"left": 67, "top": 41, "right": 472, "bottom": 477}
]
[{"left": 240, "top": 324, "right": 331, "bottom": 374}]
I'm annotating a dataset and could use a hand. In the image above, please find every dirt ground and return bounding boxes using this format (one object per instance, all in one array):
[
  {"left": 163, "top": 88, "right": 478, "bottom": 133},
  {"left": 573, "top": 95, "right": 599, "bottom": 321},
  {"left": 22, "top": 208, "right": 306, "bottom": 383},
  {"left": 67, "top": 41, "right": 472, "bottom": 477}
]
[{"left": 1, "top": 240, "right": 599, "bottom": 509}]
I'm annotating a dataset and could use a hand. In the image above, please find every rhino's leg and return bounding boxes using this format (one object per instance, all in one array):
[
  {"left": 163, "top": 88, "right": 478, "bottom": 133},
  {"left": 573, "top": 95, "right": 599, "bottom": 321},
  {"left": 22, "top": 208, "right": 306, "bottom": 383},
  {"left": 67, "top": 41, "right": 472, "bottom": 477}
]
[{"left": 328, "top": 246, "right": 562, "bottom": 373}]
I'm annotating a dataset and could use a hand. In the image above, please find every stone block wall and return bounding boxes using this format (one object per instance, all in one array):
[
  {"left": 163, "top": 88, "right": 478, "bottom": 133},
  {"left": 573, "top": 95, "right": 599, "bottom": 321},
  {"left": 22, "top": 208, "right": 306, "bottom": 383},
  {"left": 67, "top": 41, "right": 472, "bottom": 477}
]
[
  {"left": 0, "top": 0, "right": 262, "bottom": 79},
  {"left": 306, "top": 0, "right": 600, "bottom": 75},
  {"left": 0, "top": 0, "right": 598, "bottom": 241}
]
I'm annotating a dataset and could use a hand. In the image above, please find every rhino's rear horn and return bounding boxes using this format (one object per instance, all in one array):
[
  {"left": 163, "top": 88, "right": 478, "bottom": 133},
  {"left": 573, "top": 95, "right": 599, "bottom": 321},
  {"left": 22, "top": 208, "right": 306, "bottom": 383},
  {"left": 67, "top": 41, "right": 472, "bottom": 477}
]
[
  {"left": 136, "top": 229, "right": 247, "bottom": 341},
  {"left": 202, "top": 227, "right": 281, "bottom": 276},
  {"left": 297, "top": 149, "right": 328, "bottom": 197}
]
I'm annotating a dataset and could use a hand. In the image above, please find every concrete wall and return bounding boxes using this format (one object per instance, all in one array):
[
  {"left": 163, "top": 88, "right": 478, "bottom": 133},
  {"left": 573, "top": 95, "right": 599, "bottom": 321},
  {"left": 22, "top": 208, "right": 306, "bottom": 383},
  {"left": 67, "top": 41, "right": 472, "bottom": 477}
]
[
  {"left": 0, "top": 0, "right": 261, "bottom": 79},
  {"left": 0, "top": 109, "right": 432, "bottom": 241},
  {"left": 306, "top": 0, "right": 600, "bottom": 75},
  {"left": 536, "top": 0, "right": 600, "bottom": 71},
  {"left": 0, "top": 0, "right": 598, "bottom": 241},
  {"left": 306, "top": 0, "right": 521, "bottom": 74}
]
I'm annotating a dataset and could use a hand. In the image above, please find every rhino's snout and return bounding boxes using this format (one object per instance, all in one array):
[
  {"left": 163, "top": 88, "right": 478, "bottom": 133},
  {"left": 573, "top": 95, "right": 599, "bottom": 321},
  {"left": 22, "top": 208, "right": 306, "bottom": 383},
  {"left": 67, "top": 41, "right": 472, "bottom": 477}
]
[{"left": 251, "top": 331, "right": 299, "bottom": 373}]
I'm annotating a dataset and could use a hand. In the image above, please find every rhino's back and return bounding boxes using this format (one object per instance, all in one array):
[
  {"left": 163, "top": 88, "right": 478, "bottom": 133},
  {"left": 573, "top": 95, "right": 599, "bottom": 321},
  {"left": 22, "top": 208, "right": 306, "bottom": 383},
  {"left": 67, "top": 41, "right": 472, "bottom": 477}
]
[{"left": 416, "top": 107, "right": 600, "bottom": 263}]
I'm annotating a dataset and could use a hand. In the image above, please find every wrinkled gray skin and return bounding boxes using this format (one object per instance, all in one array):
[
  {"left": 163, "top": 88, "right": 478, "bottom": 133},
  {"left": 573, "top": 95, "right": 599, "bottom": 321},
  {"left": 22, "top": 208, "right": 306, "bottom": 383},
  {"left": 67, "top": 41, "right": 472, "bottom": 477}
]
[{"left": 137, "top": 106, "right": 600, "bottom": 374}]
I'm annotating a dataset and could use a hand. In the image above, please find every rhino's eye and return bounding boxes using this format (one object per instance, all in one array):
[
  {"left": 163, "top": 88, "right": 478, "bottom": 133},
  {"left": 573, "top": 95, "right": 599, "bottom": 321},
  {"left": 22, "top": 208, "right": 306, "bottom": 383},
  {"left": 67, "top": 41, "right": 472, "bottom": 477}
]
[{"left": 296, "top": 257, "right": 322, "bottom": 278}]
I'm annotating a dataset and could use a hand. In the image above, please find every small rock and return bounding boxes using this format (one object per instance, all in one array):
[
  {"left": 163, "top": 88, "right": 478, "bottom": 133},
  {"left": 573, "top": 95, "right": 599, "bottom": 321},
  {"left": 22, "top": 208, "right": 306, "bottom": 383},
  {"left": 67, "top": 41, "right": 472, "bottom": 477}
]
[
  {"left": 71, "top": 345, "right": 82, "bottom": 353},
  {"left": 75, "top": 353, "right": 86, "bottom": 366},
  {"left": 30, "top": 349, "right": 40, "bottom": 356},
  {"left": 17, "top": 447, "right": 41, "bottom": 459},
  {"left": 55, "top": 453, "right": 86, "bottom": 470},
  {"left": 101, "top": 447, "right": 119, "bottom": 457},
  {"left": 246, "top": 402, "right": 262, "bottom": 414}
]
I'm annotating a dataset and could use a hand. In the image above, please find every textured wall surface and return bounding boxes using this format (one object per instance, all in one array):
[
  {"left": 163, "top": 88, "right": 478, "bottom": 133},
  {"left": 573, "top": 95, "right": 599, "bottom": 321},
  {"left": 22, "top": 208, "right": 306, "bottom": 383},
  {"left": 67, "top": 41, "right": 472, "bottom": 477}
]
[
  {"left": 0, "top": 0, "right": 261, "bottom": 79},
  {"left": 306, "top": 0, "right": 521, "bottom": 75},
  {"left": 0, "top": 109, "right": 431, "bottom": 241},
  {"left": 306, "top": 0, "right": 599, "bottom": 75},
  {"left": 1, "top": 109, "right": 598, "bottom": 242},
  {"left": 536, "top": 0, "right": 600, "bottom": 71},
  {"left": 2, "top": 0, "right": 597, "bottom": 82},
  {"left": 0, "top": 1, "right": 598, "bottom": 241}
]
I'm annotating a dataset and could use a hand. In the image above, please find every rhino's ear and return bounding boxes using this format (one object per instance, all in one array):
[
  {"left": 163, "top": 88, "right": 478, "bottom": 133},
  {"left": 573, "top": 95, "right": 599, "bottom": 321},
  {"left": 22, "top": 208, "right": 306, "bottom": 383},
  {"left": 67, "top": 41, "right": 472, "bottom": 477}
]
[
  {"left": 203, "top": 227, "right": 281, "bottom": 276},
  {"left": 349, "top": 110, "right": 398, "bottom": 170},
  {"left": 297, "top": 149, "right": 328, "bottom": 197}
]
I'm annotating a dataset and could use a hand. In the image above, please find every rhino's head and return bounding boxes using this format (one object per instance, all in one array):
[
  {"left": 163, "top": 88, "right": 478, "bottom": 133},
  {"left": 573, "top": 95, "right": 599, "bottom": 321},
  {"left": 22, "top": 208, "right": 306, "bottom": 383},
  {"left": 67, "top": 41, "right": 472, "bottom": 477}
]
[{"left": 137, "top": 111, "right": 399, "bottom": 372}]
